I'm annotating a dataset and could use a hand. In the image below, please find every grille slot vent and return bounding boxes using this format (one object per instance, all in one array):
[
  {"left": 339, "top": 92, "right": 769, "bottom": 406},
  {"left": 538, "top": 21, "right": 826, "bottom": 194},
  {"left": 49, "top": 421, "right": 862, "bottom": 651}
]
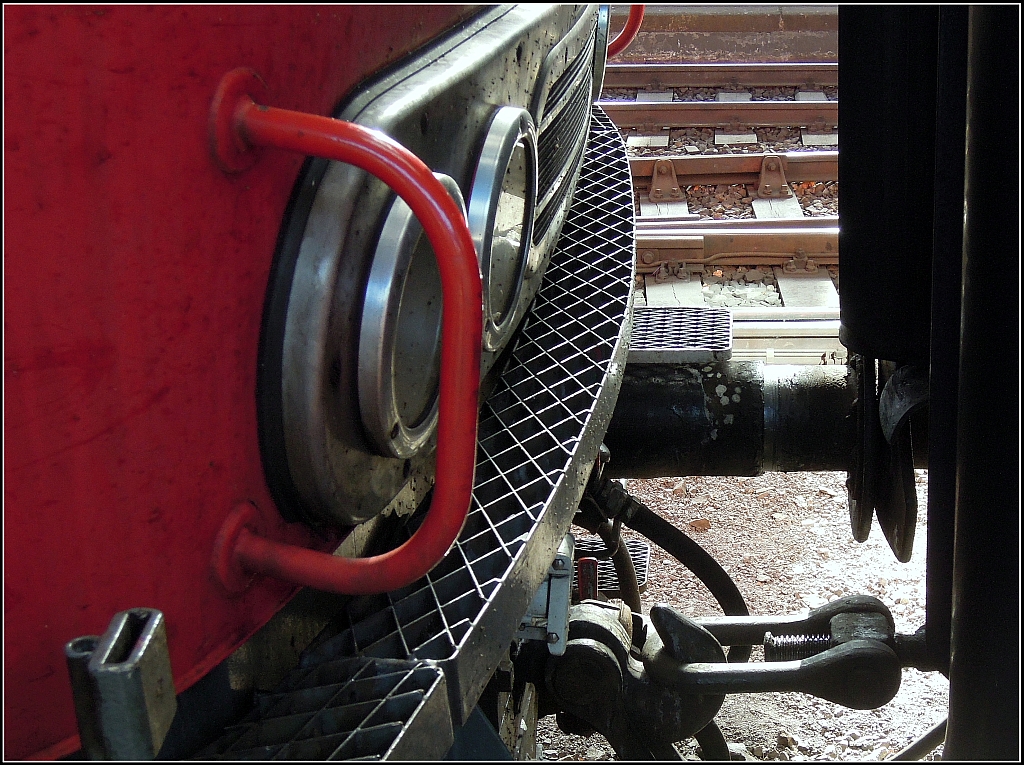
[
  {"left": 196, "top": 658, "right": 451, "bottom": 760},
  {"left": 544, "top": 26, "right": 597, "bottom": 119},
  {"left": 572, "top": 537, "right": 651, "bottom": 596},
  {"left": 533, "top": 23, "right": 597, "bottom": 244},
  {"left": 538, "top": 75, "right": 592, "bottom": 209}
]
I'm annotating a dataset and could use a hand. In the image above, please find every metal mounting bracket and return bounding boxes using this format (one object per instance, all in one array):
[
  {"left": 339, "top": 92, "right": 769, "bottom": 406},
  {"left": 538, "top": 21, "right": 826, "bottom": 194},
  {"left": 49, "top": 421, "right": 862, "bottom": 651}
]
[
  {"left": 65, "top": 609, "right": 177, "bottom": 760},
  {"left": 515, "top": 534, "right": 575, "bottom": 655},
  {"left": 648, "top": 158, "right": 682, "bottom": 203},
  {"left": 757, "top": 153, "right": 793, "bottom": 199}
]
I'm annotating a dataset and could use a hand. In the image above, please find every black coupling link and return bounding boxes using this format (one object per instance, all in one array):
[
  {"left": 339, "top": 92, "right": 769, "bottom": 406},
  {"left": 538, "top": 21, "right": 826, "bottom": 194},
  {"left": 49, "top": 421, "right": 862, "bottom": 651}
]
[
  {"left": 651, "top": 595, "right": 903, "bottom": 710},
  {"left": 546, "top": 596, "right": 906, "bottom": 759}
]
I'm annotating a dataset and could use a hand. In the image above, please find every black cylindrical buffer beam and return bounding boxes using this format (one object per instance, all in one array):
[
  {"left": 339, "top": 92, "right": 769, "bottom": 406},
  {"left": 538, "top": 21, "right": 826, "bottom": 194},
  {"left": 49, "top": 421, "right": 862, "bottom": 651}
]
[
  {"left": 603, "top": 362, "right": 855, "bottom": 479},
  {"left": 943, "top": 6, "right": 1019, "bottom": 760}
]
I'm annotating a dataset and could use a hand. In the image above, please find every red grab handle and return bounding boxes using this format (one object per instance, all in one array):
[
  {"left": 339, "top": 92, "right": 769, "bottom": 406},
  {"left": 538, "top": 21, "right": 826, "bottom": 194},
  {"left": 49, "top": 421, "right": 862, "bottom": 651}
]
[
  {"left": 607, "top": 5, "right": 645, "bottom": 58},
  {"left": 209, "top": 69, "right": 482, "bottom": 596}
]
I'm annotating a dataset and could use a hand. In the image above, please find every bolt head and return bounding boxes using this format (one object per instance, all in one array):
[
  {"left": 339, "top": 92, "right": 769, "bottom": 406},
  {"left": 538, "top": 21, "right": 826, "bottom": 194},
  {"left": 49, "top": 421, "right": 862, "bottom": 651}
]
[
  {"left": 546, "top": 632, "right": 559, "bottom": 644},
  {"left": 658, "top": 164, "right": 669, "bottom": 175},
  {"left": 652, "top": 189, "right": 663, "bottom": 199},
  {"left": 642, "top": 251, "right": 656, "bottom": 264},
  {"left": 552, "top": 558, "right": 566, "bottom": 570}
]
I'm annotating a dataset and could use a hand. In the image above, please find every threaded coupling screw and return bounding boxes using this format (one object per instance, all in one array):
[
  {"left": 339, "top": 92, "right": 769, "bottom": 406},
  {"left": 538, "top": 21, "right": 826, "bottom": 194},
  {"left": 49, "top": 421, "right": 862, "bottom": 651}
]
[{"left": 764, "top": 632, "right": 832, "bottom": 661}]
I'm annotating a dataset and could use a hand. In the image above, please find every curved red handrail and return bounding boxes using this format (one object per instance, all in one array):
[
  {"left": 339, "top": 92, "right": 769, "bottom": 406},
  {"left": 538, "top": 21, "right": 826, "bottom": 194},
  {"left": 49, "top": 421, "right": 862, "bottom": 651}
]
[
  {"left": 209, "top": 69, "right": 482, "bottom": 596},
  {"left": 607, "top": 5, "right": 646, "bottom": 58}
]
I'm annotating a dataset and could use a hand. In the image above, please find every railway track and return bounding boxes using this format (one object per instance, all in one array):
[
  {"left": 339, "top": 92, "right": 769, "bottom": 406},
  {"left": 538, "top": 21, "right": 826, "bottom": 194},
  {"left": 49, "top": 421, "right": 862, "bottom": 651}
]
[
  {"left": 600, "top": 99, "right": 837, "bottom": 131},
  {"left": 630, "top": 150, "right": 838, "bottom": 191},
  {"left": 605, "top": 4, "right": 837, "bottom": 64},
  {"left": 610, "top": 62, "right": 844, "bottom": 367},
  {"left": 604, "top": 62, "right": 838, "bottom": 89}
]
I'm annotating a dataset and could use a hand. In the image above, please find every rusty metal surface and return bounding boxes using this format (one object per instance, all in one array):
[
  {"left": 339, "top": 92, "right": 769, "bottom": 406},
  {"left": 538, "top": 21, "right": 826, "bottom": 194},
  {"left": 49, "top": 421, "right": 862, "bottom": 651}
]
[
  {"left": 647, "top": 158, "right": 683, "bottom": 202},
  {"left": 605, "top": 62, "right": 838, "bottom": 89},
  {"left": 631, "top": 151, "right": 838, "bottom": 188},
  {"left": 601, "top": 99, "right": 838, "bottom": 130},
  {"left": 610, "top": 6, "right": 838, "bottom": 34},
  {"left": 637, "top": 217, "right": 837, "bottom": 232},
  {"left": 756, "top": 154, "right": 793, "bottom": 199},
  {"left": 636, "top": 229, "right": 838, "bottom": 264},
  {"left": 607, "top": 6, "right": 838, "bottom": 64}
]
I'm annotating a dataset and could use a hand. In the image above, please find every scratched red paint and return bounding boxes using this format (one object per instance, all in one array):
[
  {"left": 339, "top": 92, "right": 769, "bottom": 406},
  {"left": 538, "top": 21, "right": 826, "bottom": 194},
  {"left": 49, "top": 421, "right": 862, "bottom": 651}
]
[{"left": 3, "top": 6, "right": 476, "bottom": 759}]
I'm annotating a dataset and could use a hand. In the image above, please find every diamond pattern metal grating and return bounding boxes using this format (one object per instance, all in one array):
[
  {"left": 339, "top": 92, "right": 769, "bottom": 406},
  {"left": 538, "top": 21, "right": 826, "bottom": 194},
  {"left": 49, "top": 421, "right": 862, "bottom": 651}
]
[
  {"left": 628, "top": 306, "right": 733, "bottom": 364},
  {"left": 200, "top": 106, "right": 635, "bottom": 760},
  {"left": 197, "top": 658, "right": 451, "bottom": 760}
]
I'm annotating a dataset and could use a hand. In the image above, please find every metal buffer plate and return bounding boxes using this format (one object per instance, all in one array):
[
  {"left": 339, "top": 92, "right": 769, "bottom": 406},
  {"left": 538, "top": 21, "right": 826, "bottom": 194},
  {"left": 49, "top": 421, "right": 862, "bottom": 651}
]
[
  {"left": 203, "top": 107, "right": 636, "bottom": 759},
  {"left": 629, "top": 306, "right": 733, "bottom": 364},
  {"left": 467, "top": 107, "right": 539, "bottom": 352}
]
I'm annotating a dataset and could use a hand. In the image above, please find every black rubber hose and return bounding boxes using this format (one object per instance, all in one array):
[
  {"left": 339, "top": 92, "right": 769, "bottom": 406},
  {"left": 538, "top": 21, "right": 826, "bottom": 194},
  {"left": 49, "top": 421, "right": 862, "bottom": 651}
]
[
  {"left": 693, "top": 720, "right": 731, "bottom": 761},
  {"left": 572, "top": 509, "right": 644, "bottom": 615},
  {"left": 891, "top": 718, "right": 946, "bottom": 761},
  {"left": 596, "top": 519, "right": 643, "bottom": 614},
  {"left": 625, "top": 498, "right": 752, "bottom": 664}
]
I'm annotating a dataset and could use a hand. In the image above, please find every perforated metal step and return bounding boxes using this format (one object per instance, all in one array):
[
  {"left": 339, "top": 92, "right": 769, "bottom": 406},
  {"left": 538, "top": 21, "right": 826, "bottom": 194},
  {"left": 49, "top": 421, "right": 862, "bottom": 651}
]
[
  {"left": 628, "top": 306, "right": 733, "bottom": 364},
  {"left": 200, "top": 106, "right": 635, "bottom": 760},
  {"left": 572, "top": 537, "right": 651, "bottom": 596},
  {"left": 196, "top": 658, "right": 450, "bottom": 760}
]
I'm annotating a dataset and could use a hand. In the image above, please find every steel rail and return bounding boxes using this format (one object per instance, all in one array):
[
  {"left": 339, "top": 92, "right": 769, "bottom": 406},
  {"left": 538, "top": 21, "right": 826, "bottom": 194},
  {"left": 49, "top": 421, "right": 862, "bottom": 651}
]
[
  {"left": 604, "top": 62, "right": 838, "bottom": 89},
  {"left": 631, "top": 151, "right": 839, "bottom": 187},
  {"left": 635, "top": 229, "right": 839, "bottom": 267},
  {"left": 609, "top": 6, "right": 837, "bottom": 35},
  {"left": 600, "top": 99, "right": 837, "bottom": 129},
  {"left": 637, "top": 217, "right": 838, "bottom": 232}
]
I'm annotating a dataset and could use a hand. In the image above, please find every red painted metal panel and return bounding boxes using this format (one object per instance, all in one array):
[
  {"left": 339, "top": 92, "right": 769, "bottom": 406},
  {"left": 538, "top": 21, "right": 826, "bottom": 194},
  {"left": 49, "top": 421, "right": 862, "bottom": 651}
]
[{"left": 3, "top": 5, "right": 476, "bottom": 759}]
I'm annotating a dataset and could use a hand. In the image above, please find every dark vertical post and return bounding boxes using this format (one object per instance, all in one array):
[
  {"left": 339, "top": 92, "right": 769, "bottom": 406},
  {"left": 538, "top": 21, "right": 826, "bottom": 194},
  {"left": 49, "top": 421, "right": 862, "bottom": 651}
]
[
  {"left": 838, "top": 7, "right": 939, "bottom": 365},
  {"left": 925, "top": 4, "right": 969, "bottom": 677},
  {"left": 943, "top": 6, "right": 1020, "bottom": 760}
]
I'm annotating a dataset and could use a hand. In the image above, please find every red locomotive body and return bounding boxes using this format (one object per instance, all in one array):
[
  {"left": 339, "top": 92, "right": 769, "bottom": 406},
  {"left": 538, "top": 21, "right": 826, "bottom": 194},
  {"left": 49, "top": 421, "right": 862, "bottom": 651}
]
[
  {"left": 5, "top": 5, "right": 1018, "bottom": 762},
  {"left": 5, "top": 7, "right": 478, "bottom": 758}
]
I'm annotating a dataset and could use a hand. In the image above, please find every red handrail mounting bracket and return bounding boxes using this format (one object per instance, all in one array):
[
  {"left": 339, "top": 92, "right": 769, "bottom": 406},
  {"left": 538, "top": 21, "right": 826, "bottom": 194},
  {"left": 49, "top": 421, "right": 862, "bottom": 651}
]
[{"left": 209, "top": 68, "right": 482, "bottom": 597}]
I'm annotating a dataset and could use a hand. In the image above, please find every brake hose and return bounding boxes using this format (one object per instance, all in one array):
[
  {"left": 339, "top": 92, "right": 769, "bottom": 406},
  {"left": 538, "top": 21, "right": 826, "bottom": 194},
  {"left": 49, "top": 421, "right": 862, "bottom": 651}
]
[{"left": 622, "top": 491, "right": 753, "bottom": 664}]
